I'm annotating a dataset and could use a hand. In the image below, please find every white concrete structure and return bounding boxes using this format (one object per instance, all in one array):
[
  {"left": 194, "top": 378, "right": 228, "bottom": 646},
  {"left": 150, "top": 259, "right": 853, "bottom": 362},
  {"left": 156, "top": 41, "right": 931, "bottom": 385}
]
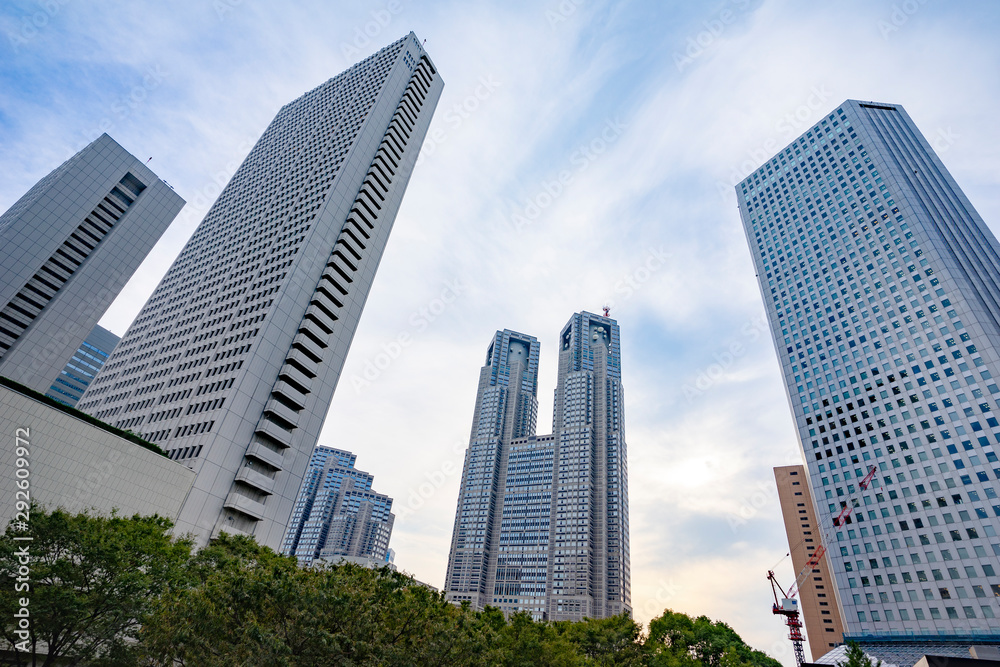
[
  {"left": 78, "top": 33, "right": 442, "bottom": 549},
  {"left": 0, "top": 383, "right": 195, "bottom": 528}
]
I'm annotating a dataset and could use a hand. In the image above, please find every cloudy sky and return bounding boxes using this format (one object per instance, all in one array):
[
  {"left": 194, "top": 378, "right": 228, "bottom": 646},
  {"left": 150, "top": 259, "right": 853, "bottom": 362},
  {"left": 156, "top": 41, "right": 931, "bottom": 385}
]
[{"left": 3, "top": 0, "right": 1000, "bottom": 661}]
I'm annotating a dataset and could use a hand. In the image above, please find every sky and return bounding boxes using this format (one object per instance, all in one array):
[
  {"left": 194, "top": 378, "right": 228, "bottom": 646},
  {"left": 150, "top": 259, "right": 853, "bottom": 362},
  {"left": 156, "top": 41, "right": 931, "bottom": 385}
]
[{"left": 2, "top": 0, "right": 1000, "bottom": 662}]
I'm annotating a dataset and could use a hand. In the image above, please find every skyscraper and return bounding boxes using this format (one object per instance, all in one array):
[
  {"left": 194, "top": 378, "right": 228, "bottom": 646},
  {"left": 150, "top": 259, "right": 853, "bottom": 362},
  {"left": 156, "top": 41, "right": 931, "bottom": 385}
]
[
  {"left": 78, "top": 33, "right": 443, "bottom": 549},
  {"left": 445, "top": 312, "right": 631, "bottom": 621},
  {"left": 737, "top": 100, "right": 1000, "bottom": 640},
  {"left": 281, "top": 446, "right": 394, "bottom": 566},
  {"left": 45, "top": 324, "right": 120, "bottom": 407},
  {"left": 0, "top": 134, "right": 182, "bottom": 393}
]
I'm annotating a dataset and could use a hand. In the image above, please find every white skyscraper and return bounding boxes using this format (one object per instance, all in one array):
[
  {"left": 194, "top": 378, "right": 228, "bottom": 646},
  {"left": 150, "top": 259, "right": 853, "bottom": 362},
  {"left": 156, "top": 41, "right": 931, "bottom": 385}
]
[
  {"left": 0, "top": 134, "right": 182, "bottom": 393},
  {"left": 79, "top": 33, "right": 442, "bottom": 549},
  {"left": 445, "top": 312, "right": 631, "bottom": 621},
  {"left": 737, "top": 100, "right": 1000, "bottom": 649}
]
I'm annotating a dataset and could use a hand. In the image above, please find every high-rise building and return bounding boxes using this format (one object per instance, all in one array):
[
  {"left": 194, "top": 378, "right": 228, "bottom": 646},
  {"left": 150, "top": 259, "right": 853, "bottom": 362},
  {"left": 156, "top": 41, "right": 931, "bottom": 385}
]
[
  {"left": 45, "top": 324, "right": 120, "bottom": 407},
  {"left": 445, "top": 312, "right": 631, "bottom": 621},
  {"left": 78, "top": 33, "right": 443, "bottom": 549},
  {"left": 281, "top": 446, "right": 394, "bottom": 566},
  {"left": 737, "top": 100, "right": 1000, "bottom": 640},
  {"left": 0, "top": 134, "right": 182, "bottom": 393},
  {"left": 774, "top": 464, "right": 846, "bottom": 658}
]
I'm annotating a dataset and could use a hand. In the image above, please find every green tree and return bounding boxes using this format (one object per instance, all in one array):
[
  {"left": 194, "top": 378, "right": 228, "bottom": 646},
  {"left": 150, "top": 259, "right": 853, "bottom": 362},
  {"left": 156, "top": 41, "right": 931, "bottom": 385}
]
[
  {"left": 557, "top": 613, "right": 644, "bottom": 666},
  {"left": 836, "top": 641, "right": 881, "bottom": 667},
  {"left": 644, "top": 610, "right": 781, "bottom": 667},
  {"left": 492, "top": 610, "right": 582, "bottom": 667},
  {"left": 139, "top": 534, "right": 498, "bottom": 666},
  {"left": 0, "top": 506, "right": 192, "bottom": 667}
]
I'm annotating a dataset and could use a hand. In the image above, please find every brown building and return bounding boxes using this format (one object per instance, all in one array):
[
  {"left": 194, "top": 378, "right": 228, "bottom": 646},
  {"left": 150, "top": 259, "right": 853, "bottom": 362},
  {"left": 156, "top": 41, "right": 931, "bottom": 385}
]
[{"left": 774, "top": 465, "right": 845, "bottom": 660}]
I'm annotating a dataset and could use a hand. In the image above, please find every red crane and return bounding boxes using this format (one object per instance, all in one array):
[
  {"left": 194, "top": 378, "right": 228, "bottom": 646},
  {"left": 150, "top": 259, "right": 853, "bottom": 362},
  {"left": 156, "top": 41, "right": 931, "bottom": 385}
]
[{"left": 768, "top": 465, "right": 879, "bottom": 666}]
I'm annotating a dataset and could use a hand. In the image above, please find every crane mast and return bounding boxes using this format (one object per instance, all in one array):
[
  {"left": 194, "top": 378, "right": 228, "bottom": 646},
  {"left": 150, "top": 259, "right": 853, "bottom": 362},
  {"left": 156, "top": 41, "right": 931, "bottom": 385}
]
[{"left": 768, "top": 465, "right": 878, "bottom": 666}]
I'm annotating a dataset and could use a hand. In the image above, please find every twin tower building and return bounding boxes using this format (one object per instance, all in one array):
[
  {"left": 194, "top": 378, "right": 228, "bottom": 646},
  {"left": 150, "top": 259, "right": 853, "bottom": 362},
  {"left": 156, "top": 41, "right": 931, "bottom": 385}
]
[
  {"left": 444, "top": 313, "right": 632, "bottom": 621},
  {"left": 0, "top": 32, "right": 631, "bottom": 621}
]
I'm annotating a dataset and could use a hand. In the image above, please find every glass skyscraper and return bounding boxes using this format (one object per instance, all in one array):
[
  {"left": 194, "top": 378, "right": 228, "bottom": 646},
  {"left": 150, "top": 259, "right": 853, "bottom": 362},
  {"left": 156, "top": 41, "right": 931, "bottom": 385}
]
[
  {"left": 281, "top": 446, "right": 394, "bottom": 566},
  {"left": 737, "top": 99, "right": 1000, "bottom": 640},
  {"left": 445, "top": 312, "right": 631, "bottom": 621},
  {"left": 45, "top": 324, "right": 120, "bottom": 407},
  {"left": 78, "top": 33, "right": 442, "bottom": 549}
]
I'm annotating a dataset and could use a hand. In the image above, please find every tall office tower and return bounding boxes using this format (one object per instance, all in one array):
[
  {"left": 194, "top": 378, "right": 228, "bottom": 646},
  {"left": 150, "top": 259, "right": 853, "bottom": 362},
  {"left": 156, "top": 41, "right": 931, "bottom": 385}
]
[
  {"left": 45, "top": 324, "right": 120, "bottom": 407},
  {"left": 78, "top": 32, "right": 443, "bottom": 549},
  {"left": 737, "top": 100, "right": 1000, "bottom": 642},
  {"left": 774, "top": 465, "right": 846, "bottom": 659},
  {"left": 445, "top": 312, "right": 631, "bottom": 621},
  {"left": 445, "top": 329, "right": 541, "bottom": 612},
  {"left": 0, "top": 134, "right": 182, "bottom": 393},
  {"left": 281, "top": 446, "right": 394, "bottom": 566}
]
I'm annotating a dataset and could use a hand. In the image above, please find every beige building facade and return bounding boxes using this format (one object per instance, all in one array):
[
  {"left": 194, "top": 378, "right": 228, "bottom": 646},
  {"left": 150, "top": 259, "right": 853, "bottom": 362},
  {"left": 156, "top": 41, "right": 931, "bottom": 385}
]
[{"left": 775, "top": 464, "right": 846, "bottom": 660}]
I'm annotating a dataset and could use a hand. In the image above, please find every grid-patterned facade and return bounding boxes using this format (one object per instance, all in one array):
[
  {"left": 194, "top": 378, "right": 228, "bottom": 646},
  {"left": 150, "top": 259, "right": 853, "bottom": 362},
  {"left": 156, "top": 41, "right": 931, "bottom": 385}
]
[
  {"left": 737, "top": 99, "right": 1000, "bottom": 639},
  {"left": 77, "top": 33, "right": 442, "bottom": 549},
  {"left": 46, "top": 324, "right": 120, "bottom": 407},
  {"left": 445, "top": 312, "right": 631, "bottom": 621},
  {"left": 0, "top": 134, "right": 182, "bottom": 394},
  {"left": 445, "top": 329, "right": 541, "bottom": 612},
  {"left": 281, "top": 445, "right": 394, "bottom": 566}
]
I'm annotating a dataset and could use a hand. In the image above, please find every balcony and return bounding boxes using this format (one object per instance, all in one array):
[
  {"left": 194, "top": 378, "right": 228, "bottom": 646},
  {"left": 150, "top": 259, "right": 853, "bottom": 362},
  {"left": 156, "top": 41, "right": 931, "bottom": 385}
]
[
  {"left": 304, "top": 305, "right": 335, "bottom": 334},
  {"left": 278, "top": 363, "right": 313, "bottom": 394},
  {"left": 224, "top": 490, "right": 266, "bottom": 521},
  {"left": 254, "top": 416, "right": 293, "bottom": 448},
  {"left": 284, "top": 349, "right": 318, "bottom": 378},
  {"left": 264, "top": 398, "right": 299, "bottom": 429},
  {"left": 235, "top": 465, "right": 276, "bottom": 495},
  {"left": 272, "top": 380, "right": 307, "bottom": 410},
  {"left": 246, "top": 441, "right": 285, "bottom": 469},
  {"left": 292, "top": 332, "right": 324, "bottom": 360}
]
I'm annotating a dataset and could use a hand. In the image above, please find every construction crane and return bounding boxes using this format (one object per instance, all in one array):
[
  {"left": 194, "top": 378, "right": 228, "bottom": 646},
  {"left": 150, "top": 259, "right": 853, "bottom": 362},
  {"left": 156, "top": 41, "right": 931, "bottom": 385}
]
[
  {"left": 767, "top": 465, "right": 879, "bottom": 666},
  {"left": 767, "top": 572, "right": 806, "bottom": 667}
]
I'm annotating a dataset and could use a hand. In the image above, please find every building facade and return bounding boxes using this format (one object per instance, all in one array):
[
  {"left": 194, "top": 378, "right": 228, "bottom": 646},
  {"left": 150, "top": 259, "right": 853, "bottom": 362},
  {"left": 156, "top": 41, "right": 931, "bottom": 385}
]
[
  {"left": 737, "top": 100, "right": 1000, "bottom": 638},
  {"left": 445, "top": 312, "right": 631, "bottom": 621},
  {"left": 281, "top": 446, "right": 394, "bottom": 566},
  {"left": 46, "top": 324, "right": 120, "bottom": 407},
  {"left": 0, "top": 383, "right": 195, "bottom": 528},
  {"left": 78, "top": 33, "right": 443, "bottom": 548},
  {"left": 775, "top": 464, "right": 846, "bottom": 658},
  {"left": 0, "top": 134, "right": 182, "bottom": 393}
]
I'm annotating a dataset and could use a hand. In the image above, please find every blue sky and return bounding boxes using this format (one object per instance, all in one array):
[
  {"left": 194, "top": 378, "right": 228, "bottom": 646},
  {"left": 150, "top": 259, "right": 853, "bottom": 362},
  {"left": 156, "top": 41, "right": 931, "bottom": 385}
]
[{"left": 3, "top": 0, "right": 1000, "bottom": 661}]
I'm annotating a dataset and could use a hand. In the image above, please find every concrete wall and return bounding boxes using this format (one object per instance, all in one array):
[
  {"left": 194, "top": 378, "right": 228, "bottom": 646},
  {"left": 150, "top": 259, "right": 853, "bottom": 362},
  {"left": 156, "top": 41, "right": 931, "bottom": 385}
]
[{"left": 0, "top": 385, "right": 195, "bottom": 527}]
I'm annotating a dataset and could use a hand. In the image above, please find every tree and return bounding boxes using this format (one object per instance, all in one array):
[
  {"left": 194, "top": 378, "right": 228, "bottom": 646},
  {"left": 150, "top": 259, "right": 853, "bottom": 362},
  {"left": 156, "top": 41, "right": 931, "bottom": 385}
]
[
  {"left": 644, "top": 610, "right": 782, "bottom": 667},
  {"left": 0, "top": 507, "right": 192, "bottom": 667},
  {"left": 139, "top": 533, "right": 499, "bottom": 666},
  {"left": 493, "top": 610, "right": 582, "bottom": 667},
  {"left": 837, "top": 641, "right": 882, "bottom": 667},
  {"left": 557, "top": 614, "right": 644, "bottom": 666}
]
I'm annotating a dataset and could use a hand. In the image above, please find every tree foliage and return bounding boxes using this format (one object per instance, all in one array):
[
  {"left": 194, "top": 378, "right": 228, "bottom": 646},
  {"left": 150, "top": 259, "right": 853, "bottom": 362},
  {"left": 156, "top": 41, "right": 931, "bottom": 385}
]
[
  {"left": 837, "top": 641, "right": 882, "bottom": 667},
  {"left": 0, "top": 506, "right": 191, "bottom": 667},
  {"left": 645, "top": 610, "right": 783, "bottom": 667},
  {"left": 2, "top": 509, "right": 784, "bottom": 667}
]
